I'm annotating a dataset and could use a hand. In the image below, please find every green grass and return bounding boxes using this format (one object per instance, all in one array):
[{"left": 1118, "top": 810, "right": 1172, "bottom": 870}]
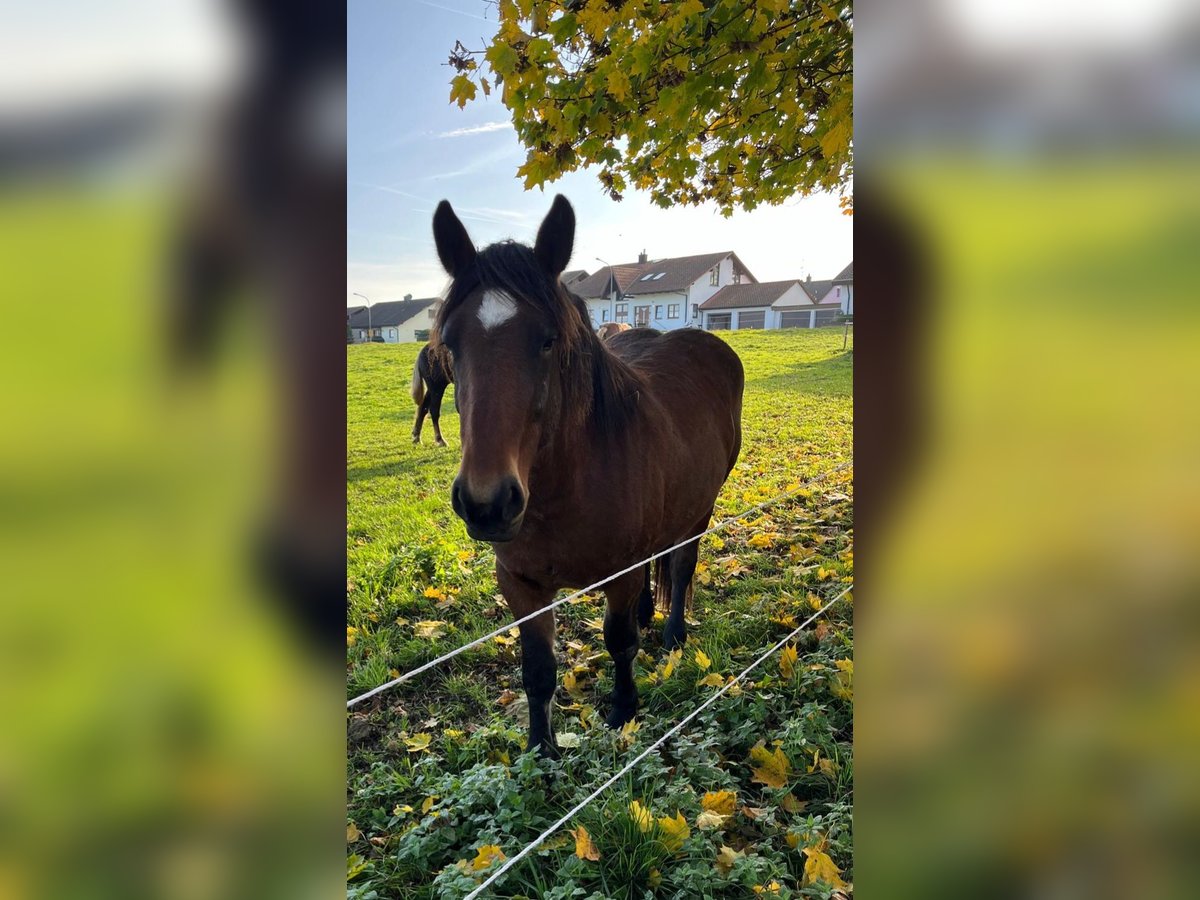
[{"left": 347, "top": 328, "right": 853, "bottom": 899}]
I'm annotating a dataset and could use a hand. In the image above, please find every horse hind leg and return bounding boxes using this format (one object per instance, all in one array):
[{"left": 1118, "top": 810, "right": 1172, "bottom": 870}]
[
  {"left": 603, "top": 569, "right": 644, "bottom": 729},
  {"left": 428, "top": 383, "right": 448, "bottom": 447},
  {"left": 412, "top": 393, "right": 429, "bottom": 443},
  {"left": 662, "top": 540, "right": 700, "bottom": 651},
  {"left": 636, "top": 562, "right": 654, "bottom": 629}
]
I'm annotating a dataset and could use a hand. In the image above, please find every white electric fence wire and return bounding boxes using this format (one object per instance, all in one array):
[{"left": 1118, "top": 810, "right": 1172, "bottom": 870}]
[
  {"left": 347, "top": 460, "right": 851, "bottom": 709},
  {"left": 463, "top": 583, "right": 854, "bottom": 900}
]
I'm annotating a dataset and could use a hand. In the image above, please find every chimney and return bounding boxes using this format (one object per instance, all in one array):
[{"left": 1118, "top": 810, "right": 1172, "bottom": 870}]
[
  {"left": 638, "top": 249, "right": 648, "bottom": 264},
  {"left": 806, "top": 274, "right": 811, "bottom": 282},
  {"left": 404, "top": 293, "right": 412, "bottom": 301}
]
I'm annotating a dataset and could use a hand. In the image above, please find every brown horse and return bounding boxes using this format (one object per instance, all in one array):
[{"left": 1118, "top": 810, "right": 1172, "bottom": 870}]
[
  {"left": 596, "top": 321, "right": 632, "bottom": 340},
  {"left": 410, "top": 343, "right": 453, "bottom": 446},
  {"left": 431, "top": 195, "right": 744, "bottom": 756}
]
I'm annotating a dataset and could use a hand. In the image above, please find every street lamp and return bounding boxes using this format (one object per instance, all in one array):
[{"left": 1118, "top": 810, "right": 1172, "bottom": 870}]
[
  {"left": 595, "top": 257, "right": 622, "bottom": 326},
  {"left": 352, "top": 292, "right": 372, "bottom": 341}
]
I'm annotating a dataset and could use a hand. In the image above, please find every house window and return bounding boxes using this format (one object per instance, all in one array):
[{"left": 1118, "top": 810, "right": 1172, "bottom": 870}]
[
  {"left": 655, "top": 305, "right": 663, "bottom": 319},
  {"left": 691, "top": 304, "right": 699, "bottom": 318},
  {"left": 601, "top": 308, "right": 608, "bottom": 322},
  {"left": 428, "top": 309, "right": 436, "bottom": 318},
  {"left": 634, "top": 305, "right": 650, "bottom": 326},
  {"left": 615, "top": 302, "right": 628, "bottom": 322},
  {"left": 388, "top": 328, "right": 397, "bottom": 341},
  {"left": 733, "top": 271, "right": 741, "bottom": 284},
  {"left": 667, "top": 304, "right": 679, "bottom": 319},
  {"left": 707, "top": 313, "right": 732, "bottom": 331},
  {"left": 709, "top": 266, "right": 719, "bottom": 286}
]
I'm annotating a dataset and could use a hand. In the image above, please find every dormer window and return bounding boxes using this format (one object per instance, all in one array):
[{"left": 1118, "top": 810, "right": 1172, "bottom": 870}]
[
  {"left": 709, "top": 266, "right": 719, "bottom": 286},
  {"left": 732, "top": 271, "right": 741, "bottom": 284}
]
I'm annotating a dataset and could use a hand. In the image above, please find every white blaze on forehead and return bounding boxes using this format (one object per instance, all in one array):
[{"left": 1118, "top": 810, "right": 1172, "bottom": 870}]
[{"left": 476, "top": 290, "right": 518, "bottom": 330}]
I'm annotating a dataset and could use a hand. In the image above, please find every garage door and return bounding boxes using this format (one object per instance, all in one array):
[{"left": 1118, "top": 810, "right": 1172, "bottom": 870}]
[
  {"left": 813, "top": 308, "right": 842, "bottom": 327},
  {"left": 738, "top": 310, "right": 765, "bottom": 329},
  {"left": 779, "top": 310, "right": 809, "bottom": 329},
  {"left": 706, "top": 313, "right": 732, "bottom": 331}
]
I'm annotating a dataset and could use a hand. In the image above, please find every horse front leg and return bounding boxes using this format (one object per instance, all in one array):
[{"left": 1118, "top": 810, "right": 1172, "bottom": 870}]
[
  {"left": 663, "top": 539, "right": 701, "bottom": 651},
  {"left": 497, "top": 565, "right": 559, "bottom": 758},
  {"left": 603, "top": 569, "right": 644, "bottom": 728},
  {"left": 412, "top": 394, "right": 429, "bottom": 444}
]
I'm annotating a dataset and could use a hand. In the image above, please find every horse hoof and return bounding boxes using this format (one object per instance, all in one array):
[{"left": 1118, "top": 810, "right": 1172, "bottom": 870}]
[
  {"left": 662, "top": 627, "right": 687, "bottom": 651},
  {"left": 527, "top": 737, "right": 561, "bottom": 759},
  {"left": 604, "top": 696, "right": 638, "bottom": 730},
  {"left": 434, "top": 438, "right": 447, "bottom": 448},
  {"left": 411, "top": 435, "right": 420, "bottom": 444}
]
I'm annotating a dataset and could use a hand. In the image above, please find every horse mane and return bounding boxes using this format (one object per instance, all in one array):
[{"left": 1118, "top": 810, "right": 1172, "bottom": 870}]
[{"left": 432, "top": 240, "right": 642, "bottom": 438}]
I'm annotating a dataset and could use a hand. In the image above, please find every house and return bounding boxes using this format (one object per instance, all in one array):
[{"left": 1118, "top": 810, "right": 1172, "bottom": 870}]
[
  {"left": 772, "top": 277, "right": 845, "bottom": 329},
  {"left": 700, "top": 281, "right": 803, "bottom": 330},
  {"left": 700, "top": 275, "right": 849, "bottom": 332},
  {"left": 560, "top": 269, "right": 590, "bottom": 288},
  {"left": 348, "top": 295, "right": 439, "bottom": 344},
  {"left": 571, "top": 251, "right": 757, "bottom": 331},
  {"left": 831, "top": 261, "right": 853, "bottom": 315}
]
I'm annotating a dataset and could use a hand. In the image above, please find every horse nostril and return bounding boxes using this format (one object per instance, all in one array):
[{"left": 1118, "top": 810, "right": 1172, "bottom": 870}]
[
  {"left": 450, "top": 477, "right": 466, "bottom": 519},
  {"left": 500, "top": 478, "right": 526, "bottom": 521}
]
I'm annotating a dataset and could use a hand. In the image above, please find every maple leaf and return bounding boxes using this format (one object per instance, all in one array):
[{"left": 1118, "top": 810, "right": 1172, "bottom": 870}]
[
  {"left": 404, "top": 733, "right": 432, "bottom": 753},
  {"left": 471, "top": 844, "right": 507, "bottom": 871},
  {"left": 694, "top": 649, "right": 712, "bottom": 670},
  {"left": 749, "top": 744, "right": 792, "bottom": 789},
  {"left": 421, "top": 796, "right": 438, "bottom": 814},
  {"left": 696, "top": 810, "right": 728, "bottom": 830},
  {"left": 802, "top": 846, "right": 848, "bottom": 889},
  {"left": 697, "top": 673, "right": 725, "bottom": 687},
  {"left": 571, "top": 825, "right": 600, "bottom": 861},
  {"left": 449, "top": 74, "right": 477, "bottom": 109},
  {"left": 702, "top": 790, "right": 737, "bottom": 816},
  {"left": 715, "top": 844, "right": 743, "bottom": 874},
  {"left": 346, "top": 822, "right": 360, "bottom": 842},
  {"left": 628, "top": 800, "right": 653, "bottom": 833},
  {"left": 619, "top": 718, "right": 641, "bottom": 746},
  {"left": 657, "top": 811, "right": 690, "bottom": 851},
  {"left": 780, "top": 643, "right": 798, "bottom": 679},
  {"left": 413, "top": 620, "right": 447, "bottom": 639}
]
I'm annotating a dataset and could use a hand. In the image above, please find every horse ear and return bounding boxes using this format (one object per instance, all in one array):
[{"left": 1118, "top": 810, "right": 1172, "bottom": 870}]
[
  {"left": 433, "top": 200, "right": 477, "bottom": 277},
  {"left": 533, "top": 194, "right": 575, "bottom": 276}
]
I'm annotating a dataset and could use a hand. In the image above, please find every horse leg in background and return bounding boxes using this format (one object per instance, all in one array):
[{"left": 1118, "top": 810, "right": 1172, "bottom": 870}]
[
  {"left": 636, "top": 563, "right": 654, "bottom": 629},
  {"left": 497, "top": 565, "right": 560, "bottom": 757},
  {"left": 427, "top": 381, "right": 448, "bottom": 447},
  {"left": 603, "top": 568, "right": 645, "bottom": 728},
  {"left": 411, "top": 394, "right": 431, "bottom": 444},
  {"left": 663, "top": 524, "right": 705, "bottom": 650}
]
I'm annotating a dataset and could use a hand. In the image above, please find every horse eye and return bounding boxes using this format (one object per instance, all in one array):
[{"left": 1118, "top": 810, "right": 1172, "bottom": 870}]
[{"left": 541, "top": 337, "right": 556, "bottom": 353}]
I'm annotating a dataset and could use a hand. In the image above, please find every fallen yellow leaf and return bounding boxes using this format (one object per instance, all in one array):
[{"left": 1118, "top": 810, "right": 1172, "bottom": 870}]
[
  {"left": 346, "top": 822, "right": 360, "bottom": 842},
  {"left": 413, "top": 620, "right": 447, "bottom": 639},
  {"left": 715, "top": 844, "right": 743, "bottom": 874},
  {"left": 780, "top": 643, "right": 798, "bottom": 679},
  {"left": 571, "top": 825, "right": 600, "bottom": 861},
  {"left": 471, "top": 844, "right": 507, "bottom": 871},
  {"left": 696, "top": 810, "right": 728, "bottom": 830},
  {"left": 629, "top": 800, "right": 653, "bottom": 833},
  {"left": 405, "top": 733, "right": 432, "bottom": 753},
  {"left": 657, "top": 811, "right": 690, "bottom": 851},
  {"left": 694, "top": 649, "right": 712, "bottom": 670},
  {"left": 421, "top": 796, "right": 438, "bottom": 814},
  {"left": 802, "top": 846, "right": 848, "bottom": 889},
  {"left": 749, "top": 744, "right": 792, "bottom": 789},
  {"left": 701, "top": 790, "right": 737, "bottom": 816},
  {"left": 697, "top": 673, "right": 725, "bottom": 687}
]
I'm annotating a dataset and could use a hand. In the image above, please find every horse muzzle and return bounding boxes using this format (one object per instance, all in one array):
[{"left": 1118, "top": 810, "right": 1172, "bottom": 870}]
[{"left": 451, "top": 474, "right": 527, "bottom": 543}]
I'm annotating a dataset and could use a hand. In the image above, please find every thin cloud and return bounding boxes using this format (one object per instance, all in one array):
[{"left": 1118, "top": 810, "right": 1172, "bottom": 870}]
[{"left": 437, "top": 121, "right": 513, "bottom": 139}]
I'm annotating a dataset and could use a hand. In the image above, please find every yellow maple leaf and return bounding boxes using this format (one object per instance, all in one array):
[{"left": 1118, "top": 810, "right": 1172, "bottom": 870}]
[
  {"left": 696, "top": 810, "right": 728, "bottom": 830},
  {"left": 648, "top": 868, "right": 662, "bottom": 888},
  {"left": 753, "top": 882, "right": 782, "bottom": 894},
  {"left": 563, "top": 670, "right": 578, "bottom": 693},
  {"left": 701, "top": 790, "right": 737, "bottom": 816},
  {"left": 619, "top": 718, "right": 640, "bottom": 745},
  {"left": 694, "top": 649, "right": 712, "bottom": 670},
  {"left": 628, "top": 800, "right": 653, "bottom": 833},
  {"left": 423, "top": 586, "right": 446, "bottom": 600},
  {"left": 346, "top": 626, "right": 358, "bottom": 647},
  {"left": 697, "top": 673, "right": 725, "bottom": 687},
  {"left": 749, "top": 744, "right": 792, "bottom": 789},
  {"left": 449, "top": 74, "right": 478, "bottom": 110},
  {"left": 715, "top": 844, "right": 743, "bottom": 874},
  {"left": 571, "top": 825, "right": 600, "bottom": 861},
  {"left": 471, "top": 844, "right": 507, "bottom": 871},
  {"left": 421, "top": 796, "right": 438, "bottom": 814},
  {"left": 413, "top": 620, "right": 447, "bottom": 639},
  {"left": 832, "top": 658, "right": 854, "bottom": 700},
  {"left": 780, "top": 643, "right": 798, "bottom": 679},
  {"left": 346, "top": 822, "right": 360, "bottom": 842},
  {"left": 405, "top": 733, "right": 432, "bottom": 753},
  {"left": 802, "top": 846, "right": 848, "bottom": 889},
  {"left": 747, "top": 532, "right": 775, "bottom": 549},
  {"left": 657, "top": 811, "right": 690, "bottom": 851}
]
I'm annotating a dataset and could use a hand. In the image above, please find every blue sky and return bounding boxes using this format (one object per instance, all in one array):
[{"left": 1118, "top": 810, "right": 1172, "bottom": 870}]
[{"left": 348, "top": 0, "right": 853, "bottom": 305}]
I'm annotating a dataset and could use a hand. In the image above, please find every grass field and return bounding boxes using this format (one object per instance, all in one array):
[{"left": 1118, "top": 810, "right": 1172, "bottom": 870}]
[{"left": 347, "top": 328, "right": 853, "bottom": 899}]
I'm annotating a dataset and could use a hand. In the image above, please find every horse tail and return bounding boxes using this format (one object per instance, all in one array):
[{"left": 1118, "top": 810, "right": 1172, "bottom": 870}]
[
  {"left": 654, "top": 556, "right": 671, "bottom": 613},
  {"left": 410, "top": 351, "right": 425, "bottom": 406}
]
